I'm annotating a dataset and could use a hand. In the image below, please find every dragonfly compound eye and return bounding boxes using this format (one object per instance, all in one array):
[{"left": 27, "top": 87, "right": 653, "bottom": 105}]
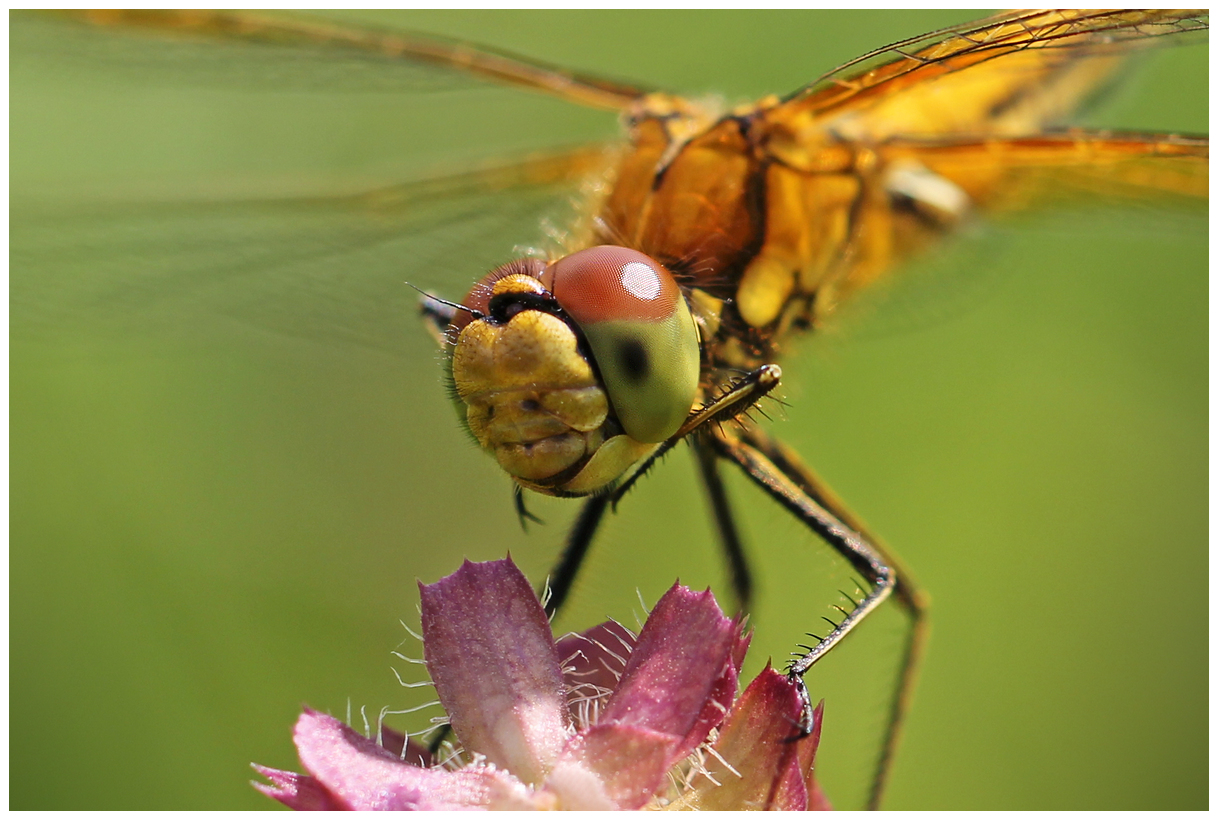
[
  {"left": 540, "top": 246, "right": 701, "bottom": 444},
  {"left": 448, "top": 247, "right": 700, "bottom": 496}
]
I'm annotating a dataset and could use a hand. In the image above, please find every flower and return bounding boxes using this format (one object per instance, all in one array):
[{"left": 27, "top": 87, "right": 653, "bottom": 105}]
[{"left": 253, "top": 557, "right": 830, "bottom": 810}]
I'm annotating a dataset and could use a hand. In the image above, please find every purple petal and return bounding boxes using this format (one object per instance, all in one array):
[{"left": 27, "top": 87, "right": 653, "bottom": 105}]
[
  {"left": 600, "top": 584, "right": 742, "bottom": 763},
  {"left": 688, "top": 666, "right": 824, "bottom": 810},
  {"left": 419, "top": 558, "right": 569, "bottom": 784},
  {"left": 555, "top": 621, "right": 637, "bottom": 723},
  {"left": 291, "top": 708, "right": 527, "bottom": 810},
  {"left": 550, "top": 723, "right": 679, "bottom": 810}
]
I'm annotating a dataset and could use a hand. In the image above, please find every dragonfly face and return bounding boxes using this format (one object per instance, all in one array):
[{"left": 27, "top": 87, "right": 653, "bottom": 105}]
[{"left": 447, "top": 247, "right": 700, "bottom": 495}]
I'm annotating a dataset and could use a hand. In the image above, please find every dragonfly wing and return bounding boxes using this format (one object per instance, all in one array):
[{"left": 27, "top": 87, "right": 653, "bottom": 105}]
[
  {"left": 12, "top": 146, "right": 616, "bottom": 353},
  {"left": 805, "top": 129, "right": 1206, "bottom": 336},
  {"left": 16, "top": 10, "right": 653, "bottom": 110},
  {"left": 777, "top": 9, "right": 1207, "bottom": 139},
  {"left": 884, "top": 132, "right": 1208, "bottom": 213}
]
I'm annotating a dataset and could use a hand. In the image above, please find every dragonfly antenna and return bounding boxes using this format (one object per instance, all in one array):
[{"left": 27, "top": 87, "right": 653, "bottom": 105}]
[{"left": 407, "top": 282, "right": 484, "bottom": 320}]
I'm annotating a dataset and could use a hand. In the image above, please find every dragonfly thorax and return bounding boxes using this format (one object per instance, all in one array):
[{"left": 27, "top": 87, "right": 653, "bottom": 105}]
[{"left": 448, "top": 247, "right": 701, "bottom": 497}]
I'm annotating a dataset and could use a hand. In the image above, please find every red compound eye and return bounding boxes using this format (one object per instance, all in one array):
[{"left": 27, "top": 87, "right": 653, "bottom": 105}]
[
  {"left": 540, "top": 246, "right": 700, "bottom": 443},
  {"left": 540, "top": 246, "right": 683, "bottom": 325}
]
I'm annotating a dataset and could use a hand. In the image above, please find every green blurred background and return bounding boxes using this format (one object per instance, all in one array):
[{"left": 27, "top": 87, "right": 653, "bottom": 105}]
[{"left": 10, "top": 10, "right": 1207, "bottom": 810}]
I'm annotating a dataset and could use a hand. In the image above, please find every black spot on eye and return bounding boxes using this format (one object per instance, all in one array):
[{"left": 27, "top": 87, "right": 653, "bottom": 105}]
[{"left": 618, "top": 339, "right": 649, "bottom": 382}]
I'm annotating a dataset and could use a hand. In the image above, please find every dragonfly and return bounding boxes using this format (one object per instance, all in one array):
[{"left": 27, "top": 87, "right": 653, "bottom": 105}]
[{"left": 14, "top": 9, "right": 1208, "bottom": 810}]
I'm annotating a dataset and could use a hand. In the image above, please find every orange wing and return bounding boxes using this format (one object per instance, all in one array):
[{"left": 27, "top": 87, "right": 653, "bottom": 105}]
[
  {"left": 883, "top": 132, "right": 1208, "bottom": 212},
  {"left": 757, "top": 11, "right": 1207, "bottom": 214},
  {"left": 743, "top": 12, "right": 1206, "bottom": 323},
  {"left": 779, "top": 9, "right": 1208, "bottom": 139}
]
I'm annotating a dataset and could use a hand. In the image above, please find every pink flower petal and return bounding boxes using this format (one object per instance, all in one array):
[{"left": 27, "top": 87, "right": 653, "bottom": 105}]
[
  {"left": 769, "top": 698, "right": 831, "bottom": 809},
  {"left": 256, "top": 557, "right": 837, "bottom": 812},
  {"left": 797, "top": 701, "right": 831, "bottom": 811},
  {"left": 419, "top": 558, "right": 569, "bottom": 785},
  {"left": 600, "top": 584, "right": 742, "bottom": 764},
  {"left": 291, "top": 708, "right": 528, "bottom": 810},
  {"left": 765, "top": 698, "right": 827, "bottom": 810},
  {"left": 251, "top": 765, "right": 342, "bottom": 810},
  {"left": 685, "top": 667, "right": 828, "bottom": 810},
  {"left": 552, "top": 723, "right": 680, "bottom": 809},
  {"left": 731, "top": 627, "right": 753, "bottom": 672},
  {"left": 376, "top": 725, "right": 433, "bottom": 769}
]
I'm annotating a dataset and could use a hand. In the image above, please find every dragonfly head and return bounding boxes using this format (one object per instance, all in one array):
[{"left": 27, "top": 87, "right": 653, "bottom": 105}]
[{"left": 447, "top": 246, "right": 701, "bottom": 497}]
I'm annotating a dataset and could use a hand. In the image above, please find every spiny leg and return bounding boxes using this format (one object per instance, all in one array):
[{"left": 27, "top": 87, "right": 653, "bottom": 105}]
[
  {"left": 742, "top": 425, "right": 929, "bottom": 811},
  {"left": 709, "top": 426, "right": 900, "bottom": 810},
  {"left": 744, "top": 426, "right": 927, "bottom": 608},
  {"left": 691, "top": 436, "right": 754, "bottom": 615},
  {"left": 709, "top": 428, "right": 895, "bottom": 666}
]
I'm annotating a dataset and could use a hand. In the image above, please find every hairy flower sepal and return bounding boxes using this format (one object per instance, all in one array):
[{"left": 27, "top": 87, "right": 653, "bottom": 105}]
[{"left": 254, "top": 557, "right": 829, "bottom": 810}]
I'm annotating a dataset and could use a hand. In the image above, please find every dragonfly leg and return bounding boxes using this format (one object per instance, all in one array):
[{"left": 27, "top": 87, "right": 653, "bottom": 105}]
[
  {"left": 709, "top": 424, "right": 921, "bottom": 810},
  {"left": 513, "top": 485, "right": 544, "bottom": 532},
  {"left": 540, "top": 493, "right": 611, "bottom": 619},
  {"left": 740, "top": 425, "right": 929, "bottom": 811},
  {"left": 710, "top": 427, "right": 894, "bottom": 667},
  {"left": 690, "top": 437, "right": 754, "bottom": 614}
]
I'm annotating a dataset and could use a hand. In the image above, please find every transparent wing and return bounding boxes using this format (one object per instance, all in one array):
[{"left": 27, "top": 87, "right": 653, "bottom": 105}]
[
  {"left": 778, "top": 9, "right": 1208, "bottom": 138},
  {"left": 12, "top": 10, "right": 628, "bottom": 354},
  {"left": 12, "top": 147, "right": 615, "bottom": 353},
  {"left": 14, "top": 10, "right": 652, "bottom": 108},
  {"left": 818, "top": 201, "right": 1208, "bottom": 348}
]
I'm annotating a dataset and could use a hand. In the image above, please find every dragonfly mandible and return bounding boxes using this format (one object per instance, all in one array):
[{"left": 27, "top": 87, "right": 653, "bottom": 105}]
[{"left": 21, "top": 9, "right": 1208, "bottom": 810}]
